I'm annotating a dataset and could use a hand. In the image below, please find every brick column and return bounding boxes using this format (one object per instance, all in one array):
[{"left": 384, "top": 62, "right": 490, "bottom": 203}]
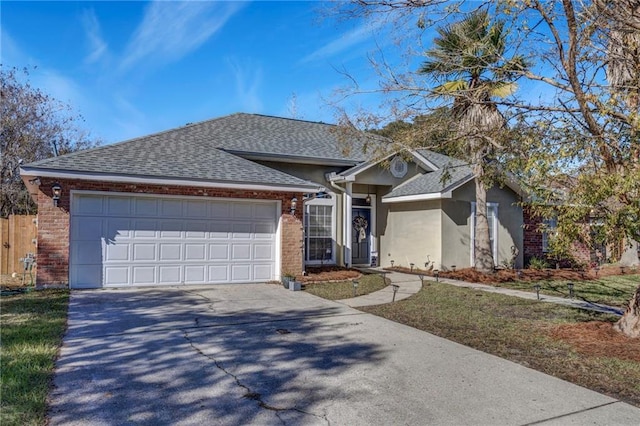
[
  {"left": 36, "top": 178, "right": 70, "bottom": 287},
  {"left": 281, "top": 194, "right": 304, "bottom": 279}
]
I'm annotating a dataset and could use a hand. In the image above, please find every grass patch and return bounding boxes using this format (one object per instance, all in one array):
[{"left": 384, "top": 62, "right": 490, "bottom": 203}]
[
  {"left": 304, "top": 273, "right": 387, "bottom": 300},
  {"left": 1, "top": 289, "right": 69, "bottom": 426},
  {"left": 495, "top": 274, "right": 639, "bottom": 307},
  {"left": 360, "top": 283, "right": 640, "bottom": 407}
]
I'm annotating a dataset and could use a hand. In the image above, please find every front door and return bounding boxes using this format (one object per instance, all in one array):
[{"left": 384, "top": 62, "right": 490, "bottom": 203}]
[{"left": 352, "top": 208, "right": 371, "bottom": 265}]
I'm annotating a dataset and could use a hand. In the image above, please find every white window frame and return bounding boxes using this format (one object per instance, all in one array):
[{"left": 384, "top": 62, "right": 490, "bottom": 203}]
[
  {"left": 304, "top": 197, "right": 337, "bottom": 265},
  {"left": 542, "top": 216, "right": 558, "bottom": 253},
  {"left": 470, "top": 202, "right": 499, "bottom": 267}
]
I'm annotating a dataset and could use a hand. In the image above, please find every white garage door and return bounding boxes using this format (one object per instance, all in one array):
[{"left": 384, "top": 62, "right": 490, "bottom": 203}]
[{"left": 69, "top": 193, "right": 279, "bottom": 289}]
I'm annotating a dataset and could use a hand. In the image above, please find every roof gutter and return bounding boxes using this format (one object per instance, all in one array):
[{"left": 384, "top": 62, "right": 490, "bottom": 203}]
[
  {"left": 20, "top": 167, "right": 323, "bottom": 193},
  {"left": 382, "top": 191, "right": 453, "bottom": 203}
]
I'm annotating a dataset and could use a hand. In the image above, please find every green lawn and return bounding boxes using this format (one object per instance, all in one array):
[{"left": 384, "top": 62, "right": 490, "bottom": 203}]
[
  {"left": 495, "top": 274, "right": 640, "bottom": 307},
  {"left": 306, "top": 274, "right": 640, "bottom": 407},
  {"left": 1, "top": 289, "right": 69, "bottom": 426},
  {"left": 304, "top": 273, "right": 388, "bottom": 300},
  {"left": 360, "top": 283, "right": 640, "bottom": 407}
]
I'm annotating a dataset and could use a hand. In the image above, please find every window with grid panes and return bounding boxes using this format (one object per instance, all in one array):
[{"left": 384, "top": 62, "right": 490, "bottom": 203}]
[{"left": 304, "top": 205, "right": 333, "bottom": 262}]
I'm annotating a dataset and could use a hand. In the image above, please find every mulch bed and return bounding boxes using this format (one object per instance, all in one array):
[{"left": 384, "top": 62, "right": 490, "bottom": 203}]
[
  {"left": 300, "top": 266, "right": 361, "bottom": 283},
  {"left": 388, "top": 264, "right": 638, "bottom": 284},
  {"left": 548, "top": 321, "right": 640, "bottom": 362}
]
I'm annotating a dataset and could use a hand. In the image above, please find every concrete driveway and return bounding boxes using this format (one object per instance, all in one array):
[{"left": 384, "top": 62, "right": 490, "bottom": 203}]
[{"left": 49, "top": 284, "right": 640, "bottom": 425}]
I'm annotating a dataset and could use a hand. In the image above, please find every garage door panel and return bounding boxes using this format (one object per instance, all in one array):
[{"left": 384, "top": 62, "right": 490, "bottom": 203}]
[
  {"left": 254, "top": 244, "right": 273, "bottom": 260},
  {"left": 107, "top": 197, "right": 132, "bottom": 215},
  {"left": 185, "top": 222, "right": 208, "bottom": 238},
  {"left": 233, "top": 203, "right": 252, "bottom": 219},
  {"left": 75, "top": 196, "right": 103, "bottom": 215},
  {"left": 159, "top": 266, "right": 181, "bottom": 283},
  {"left": 72, "top": 217, "right": 103, "bottom": 240},
  {"left": 105, "top": 267, "right": 129, "bottom": 286},
  {"left": 185, "top": 200, "right": 208, "bottom": 218},
  {"left": 107, "top": 219, "right": 132, "bottom": 239},
  {"left": 185, "top": 266, "right": 206, "bottom": 283},
  {"left": 185, "top": 244, "right": 206, "bottom": 261},
  {"left": 105, "top": 243, "right": 130, "bottom": 261},
  {"left": 72, "top": 240, "right": 103, "bottom": 264},
  {"left": 209, "top": 265, "right": 228, "bottom": 281},
  {"left": 255, "top": 203, "right": 276, "bottom": 219},
  {"left": 159, "top": 220, "right": 182, "bottom": 238},
  {"left": 133, "top": 266, "right": 156, "bottom": 284},
  {"left": 135, "top": 198, "right": 158, "bottom": 216},
  {"left": 231, "top": 264, "right": 251, "bottom": 281},
  {"left": 210, "top": 223, "right": 231, "bottom": 238},
  {"left": 133, "top": 220, "right": 158, "bottom": 238},
  {"left": 70, "top": 194, "right": 277, "bottom": 288},
  {"left": 255, "top": 223, "right": 275, "bottom": 239},
  {"left": 73, "top": 265, "right": 102, "bottom": 288},
  {"left": 133, "top": 244, "right": 156, "bottom": 261},
  {"left": 209, "top": 244, "right": 229, "bottom": 260},
  {"left": 161, "top": 199, "right": 182, "bottom": 216},
  {"left": 254, "top": 264, "right": 272, "bottom": 281},
  {"left": 210, "top": 203, "right": 231, "bottom": 218},
  {"left": 232, "top": 223, "right": 252, "bottom": 238},
  {"left": 232, "top": 244, "right": 251, "bottom": 260},
  {"left": 160, "top": 244, "right": 181, "bottom": 260}
]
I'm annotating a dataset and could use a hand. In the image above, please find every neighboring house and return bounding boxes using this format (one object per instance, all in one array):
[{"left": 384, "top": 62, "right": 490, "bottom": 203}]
[
  {"left": 523, "top": 207, "right": 626, "bottom": 268},
  {"left": 20, "top": 113, "right": 524, "bottom": 289}
]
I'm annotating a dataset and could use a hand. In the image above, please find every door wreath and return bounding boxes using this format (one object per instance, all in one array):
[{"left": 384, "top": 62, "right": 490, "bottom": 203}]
[{"left": 353, "top": 215, "right": 368, "bottom": 243}]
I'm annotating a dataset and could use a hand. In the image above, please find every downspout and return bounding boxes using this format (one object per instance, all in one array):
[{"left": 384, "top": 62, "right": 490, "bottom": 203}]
[
  {"left": 326, "top": 173, "right": 350, "bottom": 267},
  {"left": 344, "top": 182, "right": 353, "bottom": 267}
]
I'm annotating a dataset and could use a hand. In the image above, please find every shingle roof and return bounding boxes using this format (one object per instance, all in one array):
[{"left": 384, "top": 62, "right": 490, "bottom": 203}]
[
  {"left": 417, "top": 149, "right": 468, "bottom": 169},
  {"left": 25, "top": 137, "right": 316, "bottom": 187},
  {"left": 383, "top": 161, "right": 473, "bottom": 199},
  {"left": 21, "top": 113, "right": 375, "bottom": 188}
]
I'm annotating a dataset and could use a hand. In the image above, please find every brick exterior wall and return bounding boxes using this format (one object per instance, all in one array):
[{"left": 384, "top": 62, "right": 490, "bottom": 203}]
[
  {"left": 523, "top": 206, "right": 592, "bottom": 267},
  {"left": 35, "top": 177, "right": 303, "bottom": 287},
  {"left": 523, "top": 207, "right": 543, "bottom": 264}
]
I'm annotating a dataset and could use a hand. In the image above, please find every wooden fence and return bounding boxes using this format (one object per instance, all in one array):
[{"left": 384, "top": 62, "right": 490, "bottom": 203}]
[{"left": 0, "top": 215, "right": 38, "bottom": 275}]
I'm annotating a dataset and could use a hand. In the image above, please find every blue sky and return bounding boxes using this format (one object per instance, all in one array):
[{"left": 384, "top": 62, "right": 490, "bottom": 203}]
[{"left": 2, "top": 1, "right": 395, "bottom": 144}]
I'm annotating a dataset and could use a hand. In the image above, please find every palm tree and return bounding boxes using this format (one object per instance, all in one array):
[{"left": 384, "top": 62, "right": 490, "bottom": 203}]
[{"left": 418, "top": 10, "right": 526, "bottom": 273}]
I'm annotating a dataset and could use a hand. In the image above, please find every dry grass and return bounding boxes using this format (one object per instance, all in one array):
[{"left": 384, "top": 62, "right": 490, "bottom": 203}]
[
  {"left": 360, "top": 283, "right": 640, "bottom": 407},
  {"left": 304, "top": 273, "right": 387, "bottom": 300}
]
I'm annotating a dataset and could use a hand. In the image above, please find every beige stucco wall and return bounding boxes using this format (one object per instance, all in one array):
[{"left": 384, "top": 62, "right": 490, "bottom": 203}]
[
  {"left": 378, "top": 200, "right": 442, "bottom": 269},
  {"left": 444, "top": 181, "right": 524, "bottom": 269},
  {"left": 440, "top": 200, "right": 473, "bottom": 270}
]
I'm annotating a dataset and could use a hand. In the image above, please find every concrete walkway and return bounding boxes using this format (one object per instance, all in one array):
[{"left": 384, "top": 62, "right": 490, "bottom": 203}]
[
  {"left": 338, "top": 271, "right": 422, "bottom": 307},
  {"left": 339, "top": 269, "right": 625, "bottom": 316}
]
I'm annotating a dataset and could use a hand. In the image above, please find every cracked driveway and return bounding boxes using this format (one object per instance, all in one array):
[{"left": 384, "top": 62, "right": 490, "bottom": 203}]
[{"left": 49, "top": 284, "right": 640, "bottom": 425}]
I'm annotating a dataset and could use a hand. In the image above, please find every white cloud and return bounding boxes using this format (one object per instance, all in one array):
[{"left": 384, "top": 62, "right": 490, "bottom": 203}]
[
  {"left": 81, "top": 9, "right": 108, "bottom": 64},
  {"left": 120, "top": 1, "right": 245, "bottom": 71},
  {"left": 226, "top": 58, "right": 263, "bottom": 113},
  {"left": 299, "top": 19, "right": 386, "bottom": 64}
]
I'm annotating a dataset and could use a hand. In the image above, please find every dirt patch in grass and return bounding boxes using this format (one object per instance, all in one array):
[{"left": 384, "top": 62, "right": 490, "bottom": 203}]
[{"left": 548, "top": 321, "right": 640, "bottom": 363}]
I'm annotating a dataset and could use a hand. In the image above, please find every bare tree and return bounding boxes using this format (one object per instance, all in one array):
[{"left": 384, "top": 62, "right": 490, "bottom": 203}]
[
  {"left": 329, "top": 0, "right": 640, "bottom": 336},
  {"left": 0, "top": 66, "right": 99, "bottom": 216}
]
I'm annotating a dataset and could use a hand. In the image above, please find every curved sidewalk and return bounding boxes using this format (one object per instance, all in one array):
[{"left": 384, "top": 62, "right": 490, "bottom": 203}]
[
  {"left": 338, "top": 271, "right": 422, "bottom": 307},
  {"left": 338, "top": 269, "right": 624, "bottom": 316}
]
